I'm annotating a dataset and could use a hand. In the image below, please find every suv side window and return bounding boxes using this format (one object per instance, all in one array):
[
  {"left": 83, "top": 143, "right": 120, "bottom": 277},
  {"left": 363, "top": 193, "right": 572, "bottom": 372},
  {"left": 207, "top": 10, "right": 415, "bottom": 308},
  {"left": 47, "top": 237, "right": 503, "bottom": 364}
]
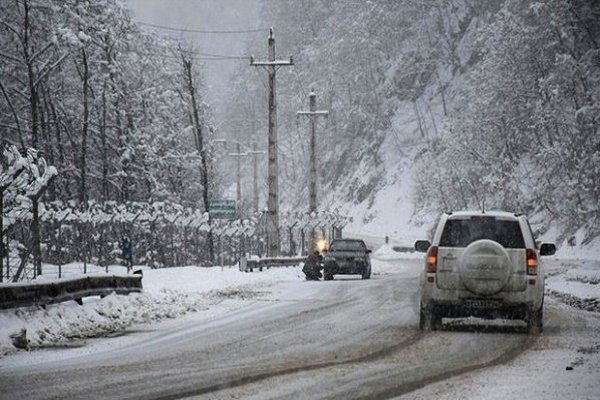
[{"left": 439, "top": 217, "right": 525, "bottom": 248}]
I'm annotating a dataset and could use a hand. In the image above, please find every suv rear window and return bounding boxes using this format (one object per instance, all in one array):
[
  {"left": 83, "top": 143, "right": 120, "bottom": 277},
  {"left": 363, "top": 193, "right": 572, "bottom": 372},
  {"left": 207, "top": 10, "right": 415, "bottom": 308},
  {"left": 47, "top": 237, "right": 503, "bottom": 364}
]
[
  {"left": 329, "top": 240, "right": 366, "bottom": 252},
  {"left": 439, "top": 217, "right": 525, "bottom": 248}
]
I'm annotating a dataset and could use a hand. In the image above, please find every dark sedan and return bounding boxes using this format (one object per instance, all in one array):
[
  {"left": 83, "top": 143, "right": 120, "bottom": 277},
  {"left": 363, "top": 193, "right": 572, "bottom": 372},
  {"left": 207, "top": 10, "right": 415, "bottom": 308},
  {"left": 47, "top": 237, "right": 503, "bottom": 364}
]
[{"left": 323, "top": 239, "right": 372, "bottom": 280}]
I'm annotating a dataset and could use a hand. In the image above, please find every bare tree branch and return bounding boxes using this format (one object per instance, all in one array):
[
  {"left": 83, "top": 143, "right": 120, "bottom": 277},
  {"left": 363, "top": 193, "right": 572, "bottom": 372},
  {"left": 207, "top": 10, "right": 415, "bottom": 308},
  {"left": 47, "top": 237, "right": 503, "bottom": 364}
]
[{"left": 0, "top": 78, "right": 26, "bottom": 148}]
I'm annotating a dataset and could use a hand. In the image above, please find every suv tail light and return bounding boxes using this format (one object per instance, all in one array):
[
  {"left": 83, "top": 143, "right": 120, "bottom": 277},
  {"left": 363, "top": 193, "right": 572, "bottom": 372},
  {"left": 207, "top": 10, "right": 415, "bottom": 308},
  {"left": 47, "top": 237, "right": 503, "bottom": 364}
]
[
  {"left": 526, "top": 248, "right": 538, "bottom": 275},
  {"left": 426, "top": 246, "right": 438, "bottom": 273}
]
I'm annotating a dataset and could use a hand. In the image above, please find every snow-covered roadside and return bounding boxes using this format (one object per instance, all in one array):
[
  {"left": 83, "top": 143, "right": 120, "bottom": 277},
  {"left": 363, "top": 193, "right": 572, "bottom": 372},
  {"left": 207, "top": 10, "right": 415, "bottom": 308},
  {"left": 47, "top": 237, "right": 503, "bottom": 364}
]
[
  {"left": 544, "top": 236, "right": 600, "bottom": 313},
  {"left": 546, "top": 259, "right": 600, "bottom": 312},
  {"left": 1, "top": 243, "right": 598, "bottom": 375},
  {"left": 0, "top": 263, "right": 304, "bottom": 358},
  {"left": 0, "top": 251, "right": 414, "bottom": 360}
]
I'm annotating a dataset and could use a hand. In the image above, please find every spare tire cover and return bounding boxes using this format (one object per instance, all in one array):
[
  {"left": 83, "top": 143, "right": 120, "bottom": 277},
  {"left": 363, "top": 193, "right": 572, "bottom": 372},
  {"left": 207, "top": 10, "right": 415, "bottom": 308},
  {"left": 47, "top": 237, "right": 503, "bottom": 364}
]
[{"left": 459, "top": 239, "right": 511, "bottom": 296}]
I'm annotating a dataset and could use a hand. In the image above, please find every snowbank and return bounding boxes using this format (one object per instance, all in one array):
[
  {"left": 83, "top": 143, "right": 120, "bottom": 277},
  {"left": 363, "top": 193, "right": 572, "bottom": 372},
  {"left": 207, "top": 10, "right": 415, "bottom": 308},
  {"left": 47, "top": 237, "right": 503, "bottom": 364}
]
[{"left": 0, "top": 264, "right": 303, "bottom": 357}]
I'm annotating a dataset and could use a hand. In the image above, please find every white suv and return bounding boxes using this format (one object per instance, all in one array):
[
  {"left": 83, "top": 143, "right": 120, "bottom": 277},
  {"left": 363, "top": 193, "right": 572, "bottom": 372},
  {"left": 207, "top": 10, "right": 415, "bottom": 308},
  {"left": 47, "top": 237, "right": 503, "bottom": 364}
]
[{"left": 415, "top": 211, "right": 556, "bottom": 333}]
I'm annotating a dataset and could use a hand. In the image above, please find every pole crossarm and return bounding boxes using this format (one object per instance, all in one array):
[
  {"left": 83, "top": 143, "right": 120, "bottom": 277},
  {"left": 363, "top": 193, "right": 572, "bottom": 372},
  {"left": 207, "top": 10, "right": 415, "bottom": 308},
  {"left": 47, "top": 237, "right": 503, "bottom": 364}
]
[{"left": 250, "top": 58, "right": 294, "bottom": 67}]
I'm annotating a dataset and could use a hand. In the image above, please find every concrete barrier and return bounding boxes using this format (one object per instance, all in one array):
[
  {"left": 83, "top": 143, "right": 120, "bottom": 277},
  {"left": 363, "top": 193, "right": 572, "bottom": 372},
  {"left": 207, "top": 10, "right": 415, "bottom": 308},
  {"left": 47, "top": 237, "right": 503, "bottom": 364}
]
[{"left": 0, "top": 275, "right": 143, "bottom": 310}]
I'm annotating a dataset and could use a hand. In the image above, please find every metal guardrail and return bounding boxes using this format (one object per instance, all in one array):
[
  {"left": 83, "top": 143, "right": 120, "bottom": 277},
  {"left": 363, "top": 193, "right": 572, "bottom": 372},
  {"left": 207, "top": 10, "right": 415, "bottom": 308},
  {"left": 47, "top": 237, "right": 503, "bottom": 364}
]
[
  {"left": 0, "top": 275, "right": 143, "bottom": 310},
  {"left": 242, "top": 256, "right": 306, "bottom": 272}
]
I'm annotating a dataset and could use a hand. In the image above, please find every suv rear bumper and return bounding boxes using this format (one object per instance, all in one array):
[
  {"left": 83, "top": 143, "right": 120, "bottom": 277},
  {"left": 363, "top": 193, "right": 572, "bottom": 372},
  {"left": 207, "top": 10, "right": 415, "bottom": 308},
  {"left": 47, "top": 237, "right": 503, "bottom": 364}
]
[
  {"left": 424, "top": 299, "right": 532, "bottom": 320},
  {"left": 420, "top": 273, "right": 544, "bottom": 315}
]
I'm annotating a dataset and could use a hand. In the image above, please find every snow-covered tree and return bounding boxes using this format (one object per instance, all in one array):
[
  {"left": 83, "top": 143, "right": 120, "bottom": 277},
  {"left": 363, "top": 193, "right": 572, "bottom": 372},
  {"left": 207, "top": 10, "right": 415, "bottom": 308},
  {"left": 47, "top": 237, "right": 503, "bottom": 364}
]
[
  {"left": 414, "top": 0, "right": 600, "bottom": 240},
  {"left": 1, "top": 143, "right": 57, "bottom": 279}
]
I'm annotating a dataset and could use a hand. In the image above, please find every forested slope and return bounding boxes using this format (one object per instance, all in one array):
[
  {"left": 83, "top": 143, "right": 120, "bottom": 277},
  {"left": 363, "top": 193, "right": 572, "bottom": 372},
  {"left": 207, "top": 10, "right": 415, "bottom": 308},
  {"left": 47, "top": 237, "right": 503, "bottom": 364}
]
[
  {"left": 2, "top": 0, "right": 598, "bottom": 248},
  {"left": 227, "top": 0, "right": 599, "bottom": 243}
]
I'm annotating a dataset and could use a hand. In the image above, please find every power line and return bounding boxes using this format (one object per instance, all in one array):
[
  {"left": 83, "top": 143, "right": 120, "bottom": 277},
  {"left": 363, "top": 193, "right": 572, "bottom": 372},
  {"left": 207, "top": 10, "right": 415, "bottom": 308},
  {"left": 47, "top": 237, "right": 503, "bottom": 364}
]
[
  {"left": 155, "top": 55, "right": 248, "bottom": 62},
  {"left": 152, "top": 45, "right": 250, "bottom": 60},
  {"left": 136, "top": 21, "right": 266, "bottom": 34},
  {"left": 180, "top": 50, "right": 248, "bottom": 60}
]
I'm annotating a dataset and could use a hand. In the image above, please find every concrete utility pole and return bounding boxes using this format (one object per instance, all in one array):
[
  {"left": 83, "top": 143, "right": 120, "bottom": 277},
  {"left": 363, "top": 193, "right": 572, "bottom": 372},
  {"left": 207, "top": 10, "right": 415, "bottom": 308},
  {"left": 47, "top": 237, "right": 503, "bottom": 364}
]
[
  {"left": 247, "top": 142, "right": 264, "bottom": 214},
  {"left": 251, "top": 118, "right": 260, "bottom": 214},
  {"left": 250, "top": 28, "right": 293, "bottom": 257},
  {"left": 297, "top": 91, "right": 329, "bottom": 213},
  {"left": 229, "top": 142, "right": 245, "bottom": 217},
  {"left": 223, "top": 138, "right": 265, "bottom": 218}
]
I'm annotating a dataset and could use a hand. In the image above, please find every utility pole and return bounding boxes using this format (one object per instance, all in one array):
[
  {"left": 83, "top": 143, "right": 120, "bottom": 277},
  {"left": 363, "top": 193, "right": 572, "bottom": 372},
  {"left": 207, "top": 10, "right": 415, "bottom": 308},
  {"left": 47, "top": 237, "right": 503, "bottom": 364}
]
[
  {"left": 227, "top": 140, "right": 265, "bottom": 218},
  {"left": 297, "top": 90, "right": 328, "bottom": 213},
  {"left": 229, "top": 142, "right": 245, "bottom": 217},
  {"left": 250, "top": 117, "right": 259, "bottom": 214},
  {"left": 250, "top": 28, "right": 293, "bottom": 257},
  {"left": 251, "top": 142, "right": 260, "bottom": 213}
]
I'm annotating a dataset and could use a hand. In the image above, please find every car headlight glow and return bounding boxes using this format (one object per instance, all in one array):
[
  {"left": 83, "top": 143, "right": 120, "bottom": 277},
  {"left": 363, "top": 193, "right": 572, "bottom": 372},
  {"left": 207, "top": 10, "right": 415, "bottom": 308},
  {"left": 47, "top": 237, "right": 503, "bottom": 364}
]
[{"left": 316, "top": 239, "right": 328, "bottom": 252}]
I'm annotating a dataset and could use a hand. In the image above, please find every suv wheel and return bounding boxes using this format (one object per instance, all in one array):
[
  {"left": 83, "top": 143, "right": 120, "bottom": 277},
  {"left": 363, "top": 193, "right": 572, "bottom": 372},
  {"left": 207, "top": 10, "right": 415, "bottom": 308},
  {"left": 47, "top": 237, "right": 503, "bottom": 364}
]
[
  {"left": 527, "top": 305, "right": 543, "bottom": 334},
  {"left": 323, "top": 272, "right": 333, "bottom": 281},
  {"left": 361, "top": 265, "right": 371, "bottom": 280},
  {"left": 419, "top": 305, "right": 442, "bottom": 331}
]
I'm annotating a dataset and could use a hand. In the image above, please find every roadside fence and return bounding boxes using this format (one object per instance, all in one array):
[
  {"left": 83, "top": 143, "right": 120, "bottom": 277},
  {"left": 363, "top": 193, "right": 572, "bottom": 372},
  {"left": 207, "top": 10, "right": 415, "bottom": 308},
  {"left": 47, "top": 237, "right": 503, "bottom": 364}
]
[{"left": 2, "top": 201, "right": 347, "bottom": 282}]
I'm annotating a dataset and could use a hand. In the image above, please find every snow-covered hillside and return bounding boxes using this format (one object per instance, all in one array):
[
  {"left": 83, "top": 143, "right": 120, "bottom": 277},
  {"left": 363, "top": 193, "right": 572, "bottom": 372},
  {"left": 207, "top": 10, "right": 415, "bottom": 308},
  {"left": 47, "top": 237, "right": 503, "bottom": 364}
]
[{"left": 222, "top": 0, "right": 600, "bottom": 247}]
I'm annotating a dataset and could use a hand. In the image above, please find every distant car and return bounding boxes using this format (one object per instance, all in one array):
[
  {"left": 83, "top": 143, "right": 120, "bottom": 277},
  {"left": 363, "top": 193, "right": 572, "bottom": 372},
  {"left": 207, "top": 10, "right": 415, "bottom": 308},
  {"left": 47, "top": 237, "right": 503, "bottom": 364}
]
[
  {"left": 415, "top": 211, "right": 556, "bottom": 333},
  {"left": 323, "top": 239, "right": 372, "bottom": 280}
]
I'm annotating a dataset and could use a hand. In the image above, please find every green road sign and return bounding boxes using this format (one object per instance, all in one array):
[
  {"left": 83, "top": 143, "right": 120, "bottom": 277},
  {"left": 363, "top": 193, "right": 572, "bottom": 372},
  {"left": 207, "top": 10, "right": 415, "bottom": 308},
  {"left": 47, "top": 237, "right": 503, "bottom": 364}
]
[{"left": 209, "top": 200, "right": 236, "bottom": 219}]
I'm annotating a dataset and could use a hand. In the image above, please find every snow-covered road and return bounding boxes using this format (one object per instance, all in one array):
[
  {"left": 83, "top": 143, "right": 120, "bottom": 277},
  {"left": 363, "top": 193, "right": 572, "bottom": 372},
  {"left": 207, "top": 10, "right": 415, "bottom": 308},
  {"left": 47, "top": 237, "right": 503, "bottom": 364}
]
[{"left": 0, "top": 250, "right": 598, "bottom": 399}]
